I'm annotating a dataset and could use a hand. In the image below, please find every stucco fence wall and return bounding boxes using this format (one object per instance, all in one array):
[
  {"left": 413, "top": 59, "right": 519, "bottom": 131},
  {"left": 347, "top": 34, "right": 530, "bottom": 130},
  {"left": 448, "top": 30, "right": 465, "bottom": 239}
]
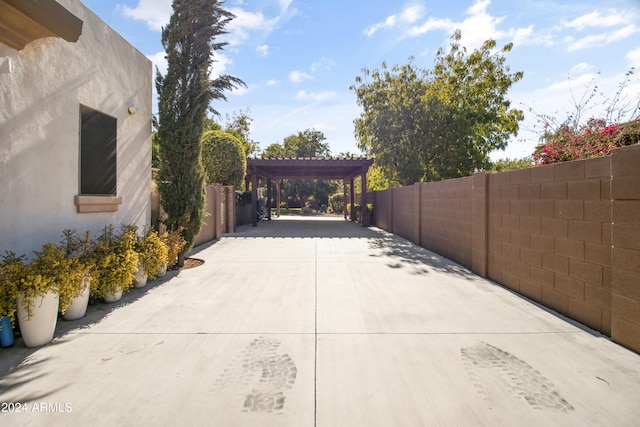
[
  {"left": 370, "top": 144, "right": 640, "bottom": 353},
  {"left": 151, "top": 183, "right": 235, "bottom": 247}
]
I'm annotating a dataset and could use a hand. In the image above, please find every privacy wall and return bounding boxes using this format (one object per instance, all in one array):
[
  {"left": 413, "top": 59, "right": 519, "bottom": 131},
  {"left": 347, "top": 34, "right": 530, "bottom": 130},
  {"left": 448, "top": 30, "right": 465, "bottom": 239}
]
[
  {"left": 151, "top": 184, "right": 235, "bottom": 247},
  {"left": 372, "top": 144, "right": 640, "bottom": 353}
]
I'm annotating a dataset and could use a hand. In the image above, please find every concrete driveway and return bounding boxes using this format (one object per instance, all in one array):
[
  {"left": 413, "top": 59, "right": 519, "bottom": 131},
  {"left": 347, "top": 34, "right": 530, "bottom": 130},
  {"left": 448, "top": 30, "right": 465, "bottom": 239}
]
[{"left": 1, "top": 216, "right": 639, "bottom": 426}]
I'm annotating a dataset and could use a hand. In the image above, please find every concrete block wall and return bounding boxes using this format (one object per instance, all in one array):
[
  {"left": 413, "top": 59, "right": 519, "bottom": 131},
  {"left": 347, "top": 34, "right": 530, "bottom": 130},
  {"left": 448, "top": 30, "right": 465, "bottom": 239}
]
[
  {"left": 611, "top": 145, "right": 640, "bottom": 353},
  {"left": 419, "top": 177, "right": 473, "bottom": 268},
  {"left": 369, "top": 143, "right": 640, "bottom": 353},
  {"left": 486, "top": 157, "right": 613, "bottom": 335},
  {"left": 391, "top": 185, "right": 419, "bottom": 243},
  {"left": 374, "top": 190, "right": 392, "bottom": 231}
]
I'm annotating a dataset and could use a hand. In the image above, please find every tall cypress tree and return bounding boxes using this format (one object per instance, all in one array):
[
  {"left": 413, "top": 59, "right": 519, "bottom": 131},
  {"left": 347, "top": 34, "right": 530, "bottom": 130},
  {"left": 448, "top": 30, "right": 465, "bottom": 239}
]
[{"left": 156, "top": 0, "right": 243, "bottom": 265}]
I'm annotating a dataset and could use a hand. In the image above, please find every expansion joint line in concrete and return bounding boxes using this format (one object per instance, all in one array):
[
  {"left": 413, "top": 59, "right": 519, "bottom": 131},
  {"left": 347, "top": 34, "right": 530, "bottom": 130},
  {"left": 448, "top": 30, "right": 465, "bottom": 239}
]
[{"left": 314, "top": 236, "right": 318, "bottom": 427}]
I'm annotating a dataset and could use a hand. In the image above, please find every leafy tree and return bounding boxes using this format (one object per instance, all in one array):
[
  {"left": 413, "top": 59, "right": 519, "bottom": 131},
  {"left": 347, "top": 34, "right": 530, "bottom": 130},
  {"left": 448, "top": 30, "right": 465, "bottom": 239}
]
[
  {"left": 260, "top": 129, "right": 337, "bottom": 208},
  {"left": 351, "top": 30, "right": 523, "bottom": 185},
  {"left": 225, "top": 108, "right": 259, "bottom": 156},
  {"left": 155, "top": 0, "right": 244, "bottom": 264},
  {"left": 366, "top": 164, "right": 400, "bottom": 191},
  {"left": 262, "top": 143, "right": 288, "bottom": 158},
  {"left": 261, "top": 128, "right": 331, "bottom": 158},
  {"left": 486, "top": 157, "right": 533, "bottom": 172},
  {"left": 282, "top": 129, "right": 331, "bottom": 158},
  {"left": 201, "top": 130, "right": 246, "bottom": 188},
  {"left": 203, "top": 117, "right": 223, "bottom": 132},
  {"left": 151, "top": 132, "right": 160, "bottom": 169}
]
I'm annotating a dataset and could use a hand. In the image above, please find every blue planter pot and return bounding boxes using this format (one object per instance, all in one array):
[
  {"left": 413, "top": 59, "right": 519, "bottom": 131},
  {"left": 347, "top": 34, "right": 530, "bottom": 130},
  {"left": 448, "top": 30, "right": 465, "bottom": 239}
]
[{"left": 0, "top": 316, "right": 14, "bottom": 348}]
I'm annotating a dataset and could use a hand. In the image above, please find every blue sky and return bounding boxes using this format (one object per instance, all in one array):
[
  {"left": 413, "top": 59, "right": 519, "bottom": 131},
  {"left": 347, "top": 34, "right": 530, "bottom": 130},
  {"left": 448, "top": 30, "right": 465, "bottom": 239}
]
[{"left": 81, "top": 0, "right": 640, "bottom": 160}]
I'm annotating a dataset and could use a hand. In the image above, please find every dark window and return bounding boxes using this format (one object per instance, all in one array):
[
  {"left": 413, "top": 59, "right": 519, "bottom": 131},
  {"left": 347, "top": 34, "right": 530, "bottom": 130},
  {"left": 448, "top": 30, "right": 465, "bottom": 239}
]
[{"left": 80, "top": 106, "right": 117, "bottom": 195}]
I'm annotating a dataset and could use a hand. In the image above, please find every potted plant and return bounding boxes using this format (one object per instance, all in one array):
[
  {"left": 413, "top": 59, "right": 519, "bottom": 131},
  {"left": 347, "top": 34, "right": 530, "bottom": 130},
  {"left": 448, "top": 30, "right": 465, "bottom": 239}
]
[
  {"left": 91, "top": 225, "right": 138, "bottom": 302},
  {"left": 136, "top": 228, "right": 169, "bottom": 282},
  {"left": 0, "top": 252, "right": 20, "bottom": 347},
  {"left": 122, "top": 225, "right": 148, "bottom": 288},
  {"left": 59, "top": 230, "right": 95, "bottom": 320},
  {"left": 1, "top": 249, "right": 59, "bottom": 348}
]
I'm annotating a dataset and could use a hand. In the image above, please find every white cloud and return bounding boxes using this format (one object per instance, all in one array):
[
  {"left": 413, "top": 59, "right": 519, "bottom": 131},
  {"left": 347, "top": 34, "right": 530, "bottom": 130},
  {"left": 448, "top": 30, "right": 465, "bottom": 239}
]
[
  {"left": 256, "top": 44, "right": 269, "bottom": 57},
  {"left": 527, "top": 70, "right": 640, "bottom": 130},
  {"left": 289, "top": 70, "right": 312, "bottom": 83},
  {"left": 119, "top": 0, "right": 171, "bottom": 31},
  {"left": 369, "top": 0, "right": 532, "bottom": 50},
  {"left": 210, "top": 52, "right": 232, "bottom": 79},
  {"left": 278, "top": 0, "right": 294, "bottom": 12},
  {"left": 407, "top": 17, "right": 453, "bottom": 37},
  {"left": 364, "top": 4, "right": 425, "bottom": 37},
  {"left": 400, "top": 5, "right": 425, "bottom": 23},
  {"left": 504, "top": 25, "right": 534, "bottom": 47},
  {"left": 566, "top": 24, "right": 638, "bottom": 51},
  {"left": 147, "top": 41, "right": 232, "bottom": 81},
  {"left": 230, "top": 85, "right": 250, "bottom": 96},
  {"left": 562, "top": 9, "right": 628, "bottom": 31},
  {"left": 147, "top": 51, "right": 168, "bottom": 76},
  {"left": 570, "top": 62, "right": 593, "bottom": 74},
  {"left": 627, "top": 47, "right": 640, "bottom": 68},
  {"left": 266, "top": 79, "right": 279, "bottom": 86},
  {"left": 310, "top": 57, "right": 336, "bottom": 72},
  {"left": 295, "top": 90, "right": 336, "bottom": 102},
  {"left": 227, "top": 8, "right": 280, "bottom": 46},
  {"left": 541, "top": 72, "right": 598, "bottom": 93}
]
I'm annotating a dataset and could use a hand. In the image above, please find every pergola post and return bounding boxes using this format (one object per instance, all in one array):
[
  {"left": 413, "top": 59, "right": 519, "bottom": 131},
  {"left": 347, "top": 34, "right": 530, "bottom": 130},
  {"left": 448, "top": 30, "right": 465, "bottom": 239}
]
[
  {"left": 343, "top": 181, "right": 347, "bottom": 220},
  {"left": 266, "top": 178, "right": 272, "bottom": 220},
  {"left": 276, "top": 181, "right": 281, "bottom": 217},
  {"left": 349, "top": 178, "right": 355, "bottom": 222},
  {"left": 251, "top": 173, "right": 258, "bottom": 227},
  {"left": 360, "top": 167, "right": 367, "bottom": 227}
]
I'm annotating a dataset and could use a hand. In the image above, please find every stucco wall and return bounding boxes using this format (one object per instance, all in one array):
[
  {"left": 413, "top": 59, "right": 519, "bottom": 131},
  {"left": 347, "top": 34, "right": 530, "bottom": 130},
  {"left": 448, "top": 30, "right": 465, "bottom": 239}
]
[{"left": 0, "top": 0, "right": 152, "bottom": 256}]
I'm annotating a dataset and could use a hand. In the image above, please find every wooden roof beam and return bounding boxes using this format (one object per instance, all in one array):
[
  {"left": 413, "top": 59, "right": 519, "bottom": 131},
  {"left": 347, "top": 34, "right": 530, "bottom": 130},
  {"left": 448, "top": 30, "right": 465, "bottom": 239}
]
[{"left": 0, "top": 0, "right": 83, "bottom": 50}]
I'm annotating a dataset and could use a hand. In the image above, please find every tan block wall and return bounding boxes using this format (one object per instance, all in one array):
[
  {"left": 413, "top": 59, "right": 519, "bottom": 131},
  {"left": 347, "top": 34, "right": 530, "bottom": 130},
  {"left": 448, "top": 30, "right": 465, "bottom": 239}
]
[
  {"left": 370, "top": 144, "right": 640, "bottom": 353},
  {"left": 374, "top": 189, "right": 392, "bottom": 231},
  {"left": 611, "top": 145, "right": 640, "bottom": 353},
  {"left": 419, "top": 177, "right": 473, "bottom": 268},
  {"left": 486, "top": 157, "right": 612, "bottom": 334},
  {"left": 391, "top": 185, "right": 418, "bottom": 244}
]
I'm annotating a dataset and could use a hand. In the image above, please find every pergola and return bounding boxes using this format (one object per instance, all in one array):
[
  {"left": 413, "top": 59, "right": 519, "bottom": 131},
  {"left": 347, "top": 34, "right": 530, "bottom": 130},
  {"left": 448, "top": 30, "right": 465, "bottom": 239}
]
[{"left": 246, "top": 157, "right": 374, "bottom": 227}]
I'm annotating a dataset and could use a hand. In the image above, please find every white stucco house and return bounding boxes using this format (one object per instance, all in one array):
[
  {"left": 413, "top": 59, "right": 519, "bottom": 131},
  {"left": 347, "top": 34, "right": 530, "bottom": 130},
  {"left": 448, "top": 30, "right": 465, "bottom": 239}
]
[{"left": 0, "top": 0, "right": 152, "bottom": 256}]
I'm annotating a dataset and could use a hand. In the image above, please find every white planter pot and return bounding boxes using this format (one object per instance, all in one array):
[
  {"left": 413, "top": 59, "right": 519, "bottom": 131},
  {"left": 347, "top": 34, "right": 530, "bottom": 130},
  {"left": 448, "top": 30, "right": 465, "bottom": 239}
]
[
  {"left": 16, "top": 291, "right": 59, "bottom": 347},
  {"left": 133, "top": 264, "right": 148, "bottom": 288},
  {"left": 63, "top": 277, "right": 90, "bottom": 321},
  {"left": 157, "top": 262, "right": 168, "bottom": 277},
  {"left": 104, "top": 289, "right": 123, "bottom": 303}
]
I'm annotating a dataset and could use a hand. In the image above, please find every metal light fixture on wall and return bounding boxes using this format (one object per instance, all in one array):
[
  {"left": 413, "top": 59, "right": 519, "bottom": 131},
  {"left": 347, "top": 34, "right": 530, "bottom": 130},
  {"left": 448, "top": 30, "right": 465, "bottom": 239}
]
[{"left": 127, "top": 106, "right": 137, "bottom": 115}]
